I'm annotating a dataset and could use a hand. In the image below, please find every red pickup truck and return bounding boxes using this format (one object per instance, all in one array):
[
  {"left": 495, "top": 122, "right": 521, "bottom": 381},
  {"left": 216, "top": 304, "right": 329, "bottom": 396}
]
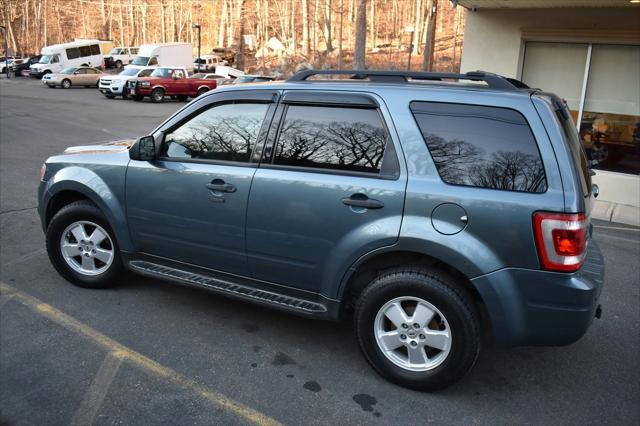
[{"left": 128, "top": 67, "right": 216, "bottom": 103}]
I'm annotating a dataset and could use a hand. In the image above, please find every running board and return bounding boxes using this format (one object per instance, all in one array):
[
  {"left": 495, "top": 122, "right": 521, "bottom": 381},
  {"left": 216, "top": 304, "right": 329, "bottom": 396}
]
[{"left": 128, "top": 260, "right": 328, "bottom": 315}]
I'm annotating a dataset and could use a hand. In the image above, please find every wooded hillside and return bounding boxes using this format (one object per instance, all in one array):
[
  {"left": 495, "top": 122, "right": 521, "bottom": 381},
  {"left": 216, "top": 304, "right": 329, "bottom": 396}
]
[{"left": 1, "top": 0, "right": 465, "bottom": 73}]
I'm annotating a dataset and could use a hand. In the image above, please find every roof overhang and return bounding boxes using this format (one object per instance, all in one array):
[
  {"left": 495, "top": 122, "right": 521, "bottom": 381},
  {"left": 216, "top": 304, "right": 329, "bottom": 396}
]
[{"left": 455, "top": 0, "right": 639, "bottom": 9}]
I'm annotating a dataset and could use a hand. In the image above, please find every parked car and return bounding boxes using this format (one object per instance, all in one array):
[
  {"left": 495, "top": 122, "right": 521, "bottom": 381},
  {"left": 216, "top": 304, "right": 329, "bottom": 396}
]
[
  {"left": 190, "top": 73, "right": 230, "bottom": 84},
  {"left": 231, "top": 74, "right": 275, "bottom": 84},
  {"left": 104, "top": 47, "right": 139, "bottom": 69},
  {"left": 128, "top": 43, "right": 192, "bottom": 71},
  {"left": 1, "top": 57, "right": 18, "bottom": 74},
  {"left": 193, "top": 54, "right": 227, "bottom": 72},
  {"left": 37, "top": 70, "right": 604, "bottom": 392},
  {"left": 13, "top": 55, "right": 42, "bottom": 77},
  {"left": 42, "top": 66, "right": 108, "bottom": 88},
  {"left": 128, "top": 66, "right": 216, "bottom": 102},
  {"left": 30, "top": 40, "right": 104, "bottom": 77},
  {"left": 99, "top": 66, "right": 155, "bottom": 99}
]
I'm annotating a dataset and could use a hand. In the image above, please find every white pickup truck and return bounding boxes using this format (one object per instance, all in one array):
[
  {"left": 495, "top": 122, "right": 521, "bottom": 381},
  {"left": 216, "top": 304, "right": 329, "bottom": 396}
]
[
  {"left": 98, "top": 66, "right": 155, "bottom": 99},
  {"left": 104, "top": 47, "right": 138, "bottom": 69}
]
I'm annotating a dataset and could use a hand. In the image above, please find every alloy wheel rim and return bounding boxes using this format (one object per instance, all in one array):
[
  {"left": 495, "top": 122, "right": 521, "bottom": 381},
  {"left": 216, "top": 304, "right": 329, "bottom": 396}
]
[
  {"left": 59, "top": 221, "right": 114, "bottom": 276},
  {"left": 374, "top": 296, "right": 452, "bottom": 372}
]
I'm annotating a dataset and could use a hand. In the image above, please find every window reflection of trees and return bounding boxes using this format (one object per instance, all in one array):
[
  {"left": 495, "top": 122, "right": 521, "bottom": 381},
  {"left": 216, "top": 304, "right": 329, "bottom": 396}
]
[
  {"left": 426, "top": 135, "right": 547, "bottom": 193},
  {"left": 165, "top": 106, "right": 265, "bottom": 162},
  {"left": 275, "top": 118, "right": 387, "bottom": 173}
]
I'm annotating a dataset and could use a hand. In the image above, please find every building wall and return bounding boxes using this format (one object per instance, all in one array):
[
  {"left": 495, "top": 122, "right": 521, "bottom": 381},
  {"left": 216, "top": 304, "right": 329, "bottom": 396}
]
[
  {"left": 460, "top": 7, "right": 640, "bottom": 209},
  {"left": 460, "top": 7, "right": 640, "bottom": 77}
]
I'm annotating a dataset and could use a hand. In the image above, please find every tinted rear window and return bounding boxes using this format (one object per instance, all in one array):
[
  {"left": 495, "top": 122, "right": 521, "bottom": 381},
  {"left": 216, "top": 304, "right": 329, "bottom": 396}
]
[
  {"left": 557, "top": 103, "right": 592, "bottom": 197},
  {"left": 411, "top": 102, "right": 547, "bottom": 193}
]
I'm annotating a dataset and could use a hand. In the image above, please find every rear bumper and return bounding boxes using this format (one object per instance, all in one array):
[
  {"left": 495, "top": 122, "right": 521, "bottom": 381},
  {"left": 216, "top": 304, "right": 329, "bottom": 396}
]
[{"left": 471, "top": 241, "right": 605, "bottom": 346}]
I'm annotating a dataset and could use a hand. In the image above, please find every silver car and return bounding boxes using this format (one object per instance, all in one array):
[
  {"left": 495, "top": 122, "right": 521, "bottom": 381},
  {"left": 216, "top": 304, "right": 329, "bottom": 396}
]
[{"left": 42, "top": 66, "right": 108, "bottom": 89}]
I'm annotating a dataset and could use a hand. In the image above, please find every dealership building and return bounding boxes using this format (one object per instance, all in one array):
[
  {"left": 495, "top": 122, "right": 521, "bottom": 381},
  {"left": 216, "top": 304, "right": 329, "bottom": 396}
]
[{"left": 457, "top": 0, "right": 640, "bottom": 224}]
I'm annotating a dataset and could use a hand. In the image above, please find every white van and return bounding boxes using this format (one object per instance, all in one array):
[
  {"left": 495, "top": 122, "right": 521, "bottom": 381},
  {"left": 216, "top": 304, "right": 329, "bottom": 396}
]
[
  {"left": 104, "top": 47, "right": 139, "bottom": 69},
  {"left": 30, "top": 40, "right": 104, "bottom": 77},
  {"left": 127, "top": 43, "right": 193, "bottom": 71}
]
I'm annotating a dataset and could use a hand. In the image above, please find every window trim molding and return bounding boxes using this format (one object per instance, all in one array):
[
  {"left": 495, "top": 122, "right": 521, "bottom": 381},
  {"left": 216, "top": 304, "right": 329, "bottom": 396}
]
[{"left": 157, "top": 100, "right": 275, "bottom": 165}]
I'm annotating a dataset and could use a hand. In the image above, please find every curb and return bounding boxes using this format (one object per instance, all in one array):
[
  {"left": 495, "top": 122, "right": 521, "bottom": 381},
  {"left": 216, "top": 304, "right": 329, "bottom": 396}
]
[{"left": 592, "top": 200, "right": 640, "bottom": 227}]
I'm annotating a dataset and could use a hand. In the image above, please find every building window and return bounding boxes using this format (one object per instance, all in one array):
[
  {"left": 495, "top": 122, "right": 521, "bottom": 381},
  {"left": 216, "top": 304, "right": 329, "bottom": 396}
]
[{"left": 522, "top": 42, "right": 640, "bottom": 175}]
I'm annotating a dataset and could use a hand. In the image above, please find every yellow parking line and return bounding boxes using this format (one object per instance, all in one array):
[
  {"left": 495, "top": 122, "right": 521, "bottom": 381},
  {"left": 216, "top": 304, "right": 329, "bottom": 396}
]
[
  {"left": 71, "top": 351, "right": 124, "bottom": 426},
  {"left": 0, "top": 282, "right": 282, "bottom": 426}
]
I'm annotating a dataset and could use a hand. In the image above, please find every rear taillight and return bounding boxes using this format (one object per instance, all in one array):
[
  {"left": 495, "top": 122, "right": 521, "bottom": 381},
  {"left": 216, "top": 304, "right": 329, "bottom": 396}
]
[{"left": 533, "top": 212, "right": 588, "bottom": 272}]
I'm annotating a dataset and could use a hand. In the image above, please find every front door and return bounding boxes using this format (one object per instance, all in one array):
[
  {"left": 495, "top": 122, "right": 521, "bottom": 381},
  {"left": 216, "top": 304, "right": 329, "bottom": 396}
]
[
  {"left": 246, "top": 92, "right": 407, "bottom": 295},
  {"left": 126, "top": 96, "right": 275, "bottom": 275}
]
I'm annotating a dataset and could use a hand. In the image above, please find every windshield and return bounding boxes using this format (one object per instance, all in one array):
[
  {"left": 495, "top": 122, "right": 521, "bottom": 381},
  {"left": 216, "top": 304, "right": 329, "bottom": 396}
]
[
  {"left": 119, "top": 67, "right": 140, "bottom": 76},
  {"left": 108, "top": 48, "right": 123, "bottom": 55},
  {"left": 131, "top": 56, "right": 149, "bottom": 66},
  {"left": 150, "top": 68, "right": 173, "bottom": 78},
  {"left": 60, "top": 67, "right": 76, "bottom": 74},
  {"left": 38, "top": 55, "right": 53, "bottom": 64}
]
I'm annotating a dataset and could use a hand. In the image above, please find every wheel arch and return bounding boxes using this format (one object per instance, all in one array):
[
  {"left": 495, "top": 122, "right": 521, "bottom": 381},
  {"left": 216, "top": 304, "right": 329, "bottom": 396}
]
[
  {"left": 43, "top": 168, "right": 134, "bottom": 252},
  {"left": 338, "top": 249, "right": 492, "bottom": 333}
]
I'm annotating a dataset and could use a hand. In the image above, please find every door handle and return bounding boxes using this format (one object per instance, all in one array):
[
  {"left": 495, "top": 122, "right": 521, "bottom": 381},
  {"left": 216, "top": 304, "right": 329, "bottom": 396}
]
[
  {"left": 205, "top": 179, "right": 236, "bottom": 193},
  {"left": 341, "top": 194, "right": 384, "bottom": 210}
]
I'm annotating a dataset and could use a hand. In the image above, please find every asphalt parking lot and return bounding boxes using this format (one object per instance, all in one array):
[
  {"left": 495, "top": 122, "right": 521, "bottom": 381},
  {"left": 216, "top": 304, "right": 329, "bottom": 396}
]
[{"left": 1, "top": 76, "right": 639, "bottom": 425}]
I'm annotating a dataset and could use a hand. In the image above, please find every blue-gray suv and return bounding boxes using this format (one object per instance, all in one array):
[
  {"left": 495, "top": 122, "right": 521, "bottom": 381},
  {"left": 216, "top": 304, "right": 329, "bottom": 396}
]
[{"left": 38, "top": 70, "right": 604, "bottom": 391}]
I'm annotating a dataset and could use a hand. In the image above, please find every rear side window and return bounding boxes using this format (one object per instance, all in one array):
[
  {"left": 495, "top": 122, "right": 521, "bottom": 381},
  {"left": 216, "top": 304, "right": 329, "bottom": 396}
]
[
  {"left": 411, "top": 102, "right": 547, "bottom": 193},
  {"left": 66, "top": 48, "right": 80, "bottom": 59},
  {"left": 90, "top": 44, "right": 101, "bottom": 55},
  {"left": 273, "top": 105, "right": 389, "bottom": 175},
  {"left": 79, "top": 45, "right": 92, "bottom": 57}
]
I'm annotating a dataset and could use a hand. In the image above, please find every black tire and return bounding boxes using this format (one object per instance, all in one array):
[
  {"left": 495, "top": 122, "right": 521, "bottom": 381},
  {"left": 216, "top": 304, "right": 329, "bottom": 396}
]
[
  {"left": 150, "top": 87, "right": 164, "bottom": 103},
  {"left": 196, "top": 87, "right": 208, "bottom": 97},
  {"left": 122, "top": 87, "right": 130, "bottom": 99},
  {"left": 61, "top": 79, "right": 71, "bottom": 89},
  {"left": 354, "top": 267, "right": 480, "bottom": 392},
  {"left": 176, "top": 95, "right": 188, "bottom": 102},
  {"left": 104, "top": 93, "right": 116, "bottom": 99},
  {"left": 132, "top": 94, "right": 143, "bottom": 101},
  {"left": 46, "top": 200, "right": 123, "bottom": 289}
]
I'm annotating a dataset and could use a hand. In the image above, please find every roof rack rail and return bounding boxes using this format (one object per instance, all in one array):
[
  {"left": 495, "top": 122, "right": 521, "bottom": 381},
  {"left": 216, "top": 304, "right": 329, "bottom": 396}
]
[{"left": 287, "top": 69, "right": 520, "bottom": 91}]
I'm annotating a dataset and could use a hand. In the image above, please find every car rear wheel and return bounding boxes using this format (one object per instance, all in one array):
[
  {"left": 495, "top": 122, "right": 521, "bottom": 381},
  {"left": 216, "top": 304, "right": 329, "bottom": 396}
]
[
  {"left": 196, "top": 87, "right": 209, "bottom": 97},
  {"left": 354, "top": 267, "right": 480, "bottom": 391},
  {"left": 151, "top": 88, "right": 165, "bottom": 103},
  {"left": 61, "top": 79, "right": 71, "bottom": 89},
  {"left": 46, "top": 200, "right": 123, "bottom": 289}
]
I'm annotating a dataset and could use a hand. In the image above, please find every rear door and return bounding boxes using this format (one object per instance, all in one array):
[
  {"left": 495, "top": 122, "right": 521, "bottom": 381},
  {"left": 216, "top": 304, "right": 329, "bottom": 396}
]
[
  {"left": 246, "top": 91, "right": 407, "bottom": 295},
  {"left": 126, "top": 90, "right": 278, "bottom": 275}
]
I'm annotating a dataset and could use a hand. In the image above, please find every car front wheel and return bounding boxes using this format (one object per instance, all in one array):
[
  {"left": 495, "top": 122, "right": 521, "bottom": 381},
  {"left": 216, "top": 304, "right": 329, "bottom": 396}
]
[
  {"left": 46, "top": 200, "right": 123, "bottom": 288},
  {"left": 61, "top": 79, "right": 71, "bottom": 89},
  {"left": 354, "top": 267, "right": 480, "bottom": 391}
]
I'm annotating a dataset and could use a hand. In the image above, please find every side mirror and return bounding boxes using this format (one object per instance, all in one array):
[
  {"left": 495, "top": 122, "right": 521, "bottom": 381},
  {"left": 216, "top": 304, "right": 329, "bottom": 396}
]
[
  {"left": 130, "top": 135, "right": 156, "bottom": 161},
  {"left": 74, "top": 71, "right": 80, "bottom": 74}
]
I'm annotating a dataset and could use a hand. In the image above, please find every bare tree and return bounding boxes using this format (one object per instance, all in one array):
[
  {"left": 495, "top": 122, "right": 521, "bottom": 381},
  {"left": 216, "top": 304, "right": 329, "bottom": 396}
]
[{"left": 353, "top": 0, "right": 366, "bottom": 69}]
